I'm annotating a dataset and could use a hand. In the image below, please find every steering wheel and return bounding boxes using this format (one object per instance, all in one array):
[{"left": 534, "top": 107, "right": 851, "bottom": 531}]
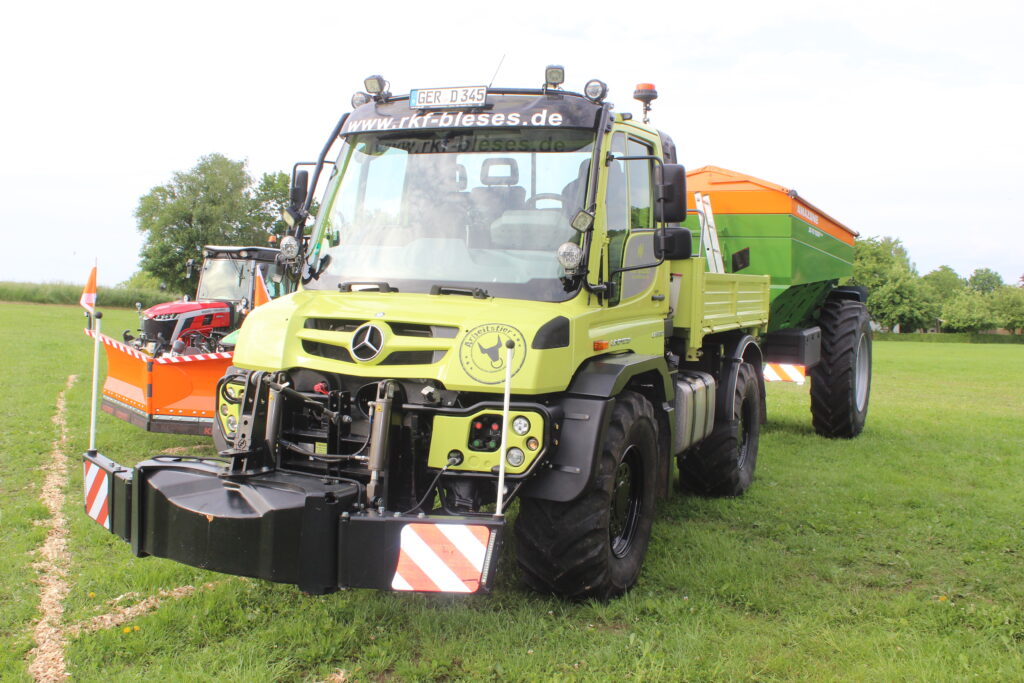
[{"left": 526, "top": 193, "right": 564, "bottom": 209}]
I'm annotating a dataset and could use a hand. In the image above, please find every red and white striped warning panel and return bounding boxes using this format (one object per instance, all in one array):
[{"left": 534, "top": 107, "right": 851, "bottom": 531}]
[
  {"left": 764, "top": 363, "right": 806, "bottom": 384},
  {"left": 83, "top": 460, "right": 110, "bottom": 530},
  {"left": 84, "top": 329, "right": 232, "bottom": 364},
  {"left": 392, "top": 523, "right": 491, "bottom": 593},
  {"left": 154, "top": 351, "right": 232, "bottom": 364}
]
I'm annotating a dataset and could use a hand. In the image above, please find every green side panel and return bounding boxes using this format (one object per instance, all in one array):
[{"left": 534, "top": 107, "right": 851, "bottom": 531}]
[{"left": 682, "top": 213, "right": 853, "bottom": 305}]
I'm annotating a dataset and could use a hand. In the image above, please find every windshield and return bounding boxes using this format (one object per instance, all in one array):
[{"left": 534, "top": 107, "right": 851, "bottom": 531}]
[
  {"left": 307, "top": 129, "right": 594, "bottom": 301},
  {"left": 196, "top": 258, "right": 251, "bottom": 301}
]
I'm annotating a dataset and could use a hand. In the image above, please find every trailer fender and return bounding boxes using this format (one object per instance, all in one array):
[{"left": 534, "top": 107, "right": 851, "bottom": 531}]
[
  {"left": 520, "top": 354, "right": 674, "bottom": 503},
  {"left": 716, "top": 334, "right": 766, "bottom": 425},
  {"left": 828, "top": 285, "right": 868, "bottom": 303}
]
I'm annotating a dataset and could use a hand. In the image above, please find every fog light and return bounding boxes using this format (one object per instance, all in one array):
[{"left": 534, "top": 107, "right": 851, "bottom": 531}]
[
  {"left": 506, "top": 447, "right": 525, "bottom": 467},
  {"left": 512, "top": 416, "right": 530, "bottom": 436},
  {"left": 351, "top": 91, "right": 371, "bottom": 108},
  {"left": 526, "top": 437, "right": 540, "bottom": 451},
  {"left": 557, "top": 242, "right": 583, "bottom": 273},
  {"left": 279, "top": 235, "right": 299, "bottom": 260},
  {"left": 364, "top": 75, "right": 386, "bottom": 94}
]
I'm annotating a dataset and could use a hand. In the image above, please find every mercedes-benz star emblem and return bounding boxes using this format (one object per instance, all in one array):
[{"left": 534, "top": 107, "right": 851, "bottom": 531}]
[{"left": 351, "top": 323, "right": 385, "bottom": 362}]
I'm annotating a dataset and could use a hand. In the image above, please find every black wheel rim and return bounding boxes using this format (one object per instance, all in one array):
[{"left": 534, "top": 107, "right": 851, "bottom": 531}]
[{"left": 610, "top": 445, "right": 643, "bottom": 558}]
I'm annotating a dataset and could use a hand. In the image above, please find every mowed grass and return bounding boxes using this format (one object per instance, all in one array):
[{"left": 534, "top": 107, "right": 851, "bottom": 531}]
[{"left": 2, "top": 301, "right": 1023, "bottom": 681}]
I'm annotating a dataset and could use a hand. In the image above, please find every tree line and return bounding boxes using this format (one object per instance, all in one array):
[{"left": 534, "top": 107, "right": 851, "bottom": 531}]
[{"left": 851, "top": 237, "right": 1024, "bottom": 334}]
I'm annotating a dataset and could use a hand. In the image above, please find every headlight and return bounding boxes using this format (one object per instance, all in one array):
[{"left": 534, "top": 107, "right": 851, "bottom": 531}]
[
  {"left": 512, "top": 416, "right": 530, "bottom": 436},
  {"left": 506, "top": 448, "right": 525, "bottom": 467}
]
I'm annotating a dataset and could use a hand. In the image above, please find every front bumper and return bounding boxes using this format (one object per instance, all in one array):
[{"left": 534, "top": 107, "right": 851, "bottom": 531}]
[{"left": 82, "top": 451, "right": 503, "bottom": 594}]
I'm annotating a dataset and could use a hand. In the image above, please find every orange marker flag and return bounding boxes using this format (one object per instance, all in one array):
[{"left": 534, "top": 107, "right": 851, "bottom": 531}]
[
  {"left": 253, "top": 267, "right": 271, "bottom": 307},
  {"left": 80, "top": 266, "right": 97, "bottom": 313}
]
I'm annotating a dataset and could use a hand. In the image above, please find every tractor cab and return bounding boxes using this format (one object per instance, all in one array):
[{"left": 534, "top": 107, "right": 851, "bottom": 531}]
[{"left": 129, "top": 246, "right": 289, "bottom": 356}]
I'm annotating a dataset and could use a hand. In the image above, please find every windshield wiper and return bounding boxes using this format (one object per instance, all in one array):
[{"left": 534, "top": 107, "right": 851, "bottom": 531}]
[
  {"left": 338, "top": 281, "right": 396, "bottom": 293},
  {"left": 429, "top": 285, "right": 489, "bottom": 299}
]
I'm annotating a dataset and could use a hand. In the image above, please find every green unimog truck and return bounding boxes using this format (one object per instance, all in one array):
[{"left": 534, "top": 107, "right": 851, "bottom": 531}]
[{"left": 83, "top": 69, "right": 871, "bottom": 599}]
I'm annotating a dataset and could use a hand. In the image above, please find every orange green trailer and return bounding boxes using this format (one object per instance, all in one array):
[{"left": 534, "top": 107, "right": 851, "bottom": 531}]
[{"left": 82, "top": 69, "right": 872, "bottom": 599}]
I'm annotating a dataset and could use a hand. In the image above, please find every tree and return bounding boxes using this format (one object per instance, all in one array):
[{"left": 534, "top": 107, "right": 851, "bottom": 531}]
[
  {"left": 992, "top": 286, "right": 1024, "bottom": 334},
  {"left": 921, "top": 265, "right": 966, "bottom": 303},
  {"left": 967, "top": 267, "right": 1003, "bottom": 294},
  {"left": 850, "top": 236, "right": 931, "bottom": 331},
  {"left": 135, "top": 156, "right": 296, "bottom": 293},
  {"left": 940, "top": 290, "right": 995, "bottom": 332},
  {"left": 870, "top": 273, "right": 939, "bottom": 332},
  {"left": 250, "top": 171, "right": 292, "bottom": 240},
  {"left": 850, "top": 236, "right": 916, "bottom": 294}
]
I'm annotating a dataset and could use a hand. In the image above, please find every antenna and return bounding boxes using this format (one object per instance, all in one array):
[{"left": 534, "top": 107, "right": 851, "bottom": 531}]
[{"left": 488, "top": 54, "right": 506, "bottom": 88}]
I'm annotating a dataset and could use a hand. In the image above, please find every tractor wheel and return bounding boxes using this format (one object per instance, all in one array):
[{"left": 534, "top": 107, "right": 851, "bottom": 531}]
[
  {"left": 810, "top": 299, "right": 872, "bottom": 438},
  {"left": 514, "top": 391, "right": 658, "bottom": 600},
  {"left": 678, "top": 361, "right": 760, "bottom": 497}
]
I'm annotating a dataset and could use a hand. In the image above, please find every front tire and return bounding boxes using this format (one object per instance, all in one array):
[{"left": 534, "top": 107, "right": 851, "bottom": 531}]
[
  {"left": 514, "top": 391, "right": 658, "bottom": 600},
  {"left": 678, "top": 361, "right": 760, "bottom": 497},
  {"left": 810, "top": 299, "right": 872, "bottom": 438}
]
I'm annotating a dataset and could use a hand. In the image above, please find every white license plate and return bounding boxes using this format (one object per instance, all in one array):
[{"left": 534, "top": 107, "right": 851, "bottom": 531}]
[{"left": 410, "top": 86, "right": 487, "bottom": 109}]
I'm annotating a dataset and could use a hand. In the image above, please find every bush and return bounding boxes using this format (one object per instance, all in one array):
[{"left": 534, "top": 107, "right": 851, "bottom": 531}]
[
  {"left": 0, "top": 282, "right": 182, "bottom": 309},
  {"left": 873, "top": 331, "right": 1024, "bottom": 344}
]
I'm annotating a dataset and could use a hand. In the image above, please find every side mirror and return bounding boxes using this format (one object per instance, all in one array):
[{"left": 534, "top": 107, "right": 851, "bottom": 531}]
[
  {"left": 655, "top": 227, "right": 692, "bottom": 260},
  {"left": 657, "top": 164, "right": 687, "bottom": 223},
  {"left": 290, "top": 169, "right": 309, "bottom": 210},
  {"left": 185, "top": 258, "right": 195, "bottom": 278}
]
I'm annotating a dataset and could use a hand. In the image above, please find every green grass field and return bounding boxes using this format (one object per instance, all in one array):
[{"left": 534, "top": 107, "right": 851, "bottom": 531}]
[{"left": 2, "top": 302, "right": 1022, "bottom": 681}]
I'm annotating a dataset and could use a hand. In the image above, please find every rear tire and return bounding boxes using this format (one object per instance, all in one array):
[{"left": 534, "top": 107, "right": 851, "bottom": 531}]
[
  {"left": 810, "top": 299, "right": 872, "bottom": 438},
  {"left": 678, "top": 361, "right": 760, "bottom": 497},
  {"left": 514, "top": 391, "right": 658, "bottom": 600}
]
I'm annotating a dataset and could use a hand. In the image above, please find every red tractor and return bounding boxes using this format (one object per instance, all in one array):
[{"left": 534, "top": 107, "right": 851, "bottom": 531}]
[
  {"left": 125, "top": 246, "right": 288, "bottom": 356},
  {"left": 92, "top": 245, "right": 294, "bottom": 435}
]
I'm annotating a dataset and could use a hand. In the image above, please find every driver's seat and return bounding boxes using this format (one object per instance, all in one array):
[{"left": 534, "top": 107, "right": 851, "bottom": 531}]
[{"left": 470, "top": 158, "right": 526, "bottom": 228}]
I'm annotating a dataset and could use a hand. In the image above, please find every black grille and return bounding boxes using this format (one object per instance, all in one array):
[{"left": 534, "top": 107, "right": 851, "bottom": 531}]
[
  {"left": 304, "top": 318, "right": 363, "bottom": 332},
  {"left": 302, "top": 340, "right": 353, "bottom": 362},
  {"left": 304, "top": 318, "right": 457, "bottom": 338},
  {"left": 143, "top": 317, "right": 177, "bottom": 341},
  {"left": 379, "top": 351, "right": 446, "bottom": 365}
]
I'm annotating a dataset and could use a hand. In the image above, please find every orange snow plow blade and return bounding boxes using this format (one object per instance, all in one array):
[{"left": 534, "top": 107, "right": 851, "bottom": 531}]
[{"left": 87, "top": 329, "right": 232, "bottom": 436}]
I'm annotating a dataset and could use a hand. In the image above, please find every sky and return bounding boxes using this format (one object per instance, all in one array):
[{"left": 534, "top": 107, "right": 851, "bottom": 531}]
[{"left": 2, "top": 0, "right": 1021, "bottom": 287}]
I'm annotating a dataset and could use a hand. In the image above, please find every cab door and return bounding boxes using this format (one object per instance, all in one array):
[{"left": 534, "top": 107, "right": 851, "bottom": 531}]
[{"left": 588, "top": 128, "right": 670, "bottom": 357}]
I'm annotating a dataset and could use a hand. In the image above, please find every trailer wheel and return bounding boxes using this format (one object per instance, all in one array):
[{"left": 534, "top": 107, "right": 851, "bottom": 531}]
[
  {"left": 810, "top": 299, "right": 872, "bottom": 438},
  {"left": 514, "top": 391, "right": 657, "bottom": 600},
  {"left": 678, "top": 361, "right": 760, "bottom": 497}
]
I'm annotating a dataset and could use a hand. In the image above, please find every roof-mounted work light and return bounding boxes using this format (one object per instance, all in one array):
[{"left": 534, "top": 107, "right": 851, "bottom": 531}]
[
  {"left": 584, "top": 79, "right": 608, "bottom": 102},
  {"left": 544, "top": 65, "right": 565, "bottom": 89},
  {"left": 363, "top": 75, "right": 390, "bottom": 101},
  {"left": 351, "top": 91, "right": 371, "bottom": 108}
]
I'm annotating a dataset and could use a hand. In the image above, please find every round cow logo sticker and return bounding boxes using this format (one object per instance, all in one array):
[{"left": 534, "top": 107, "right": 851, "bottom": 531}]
[{"left": 459, "top": 323, "right": 528, "bottom": 385}]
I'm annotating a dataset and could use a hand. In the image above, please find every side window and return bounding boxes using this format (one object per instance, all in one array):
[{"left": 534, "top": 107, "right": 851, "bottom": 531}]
[
  {"left": 605, "top": 133, "right": 629, "bottom": 276},
  {"left": 627, "top": 139, "right": 653, "bottom": 230},
  {"left": 605, "top": 134, "right": 656, "bottom": 304}
]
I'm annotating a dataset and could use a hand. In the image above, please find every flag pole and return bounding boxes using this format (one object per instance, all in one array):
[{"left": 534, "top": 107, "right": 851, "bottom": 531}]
[
  {"left": 88, "top": 311, "right": 103, "bottom": 454},
  {"left": 495, "top": 340, "right": 514, "bottom": 518}
]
